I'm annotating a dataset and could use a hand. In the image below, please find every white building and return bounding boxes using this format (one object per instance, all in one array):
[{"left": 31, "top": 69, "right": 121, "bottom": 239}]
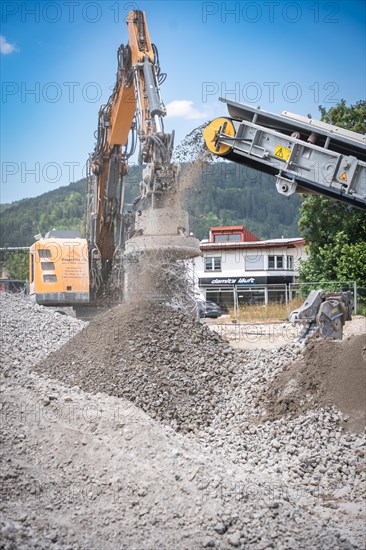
[{"left": 193, "top": 226, "right": 306, "bottom": 309}]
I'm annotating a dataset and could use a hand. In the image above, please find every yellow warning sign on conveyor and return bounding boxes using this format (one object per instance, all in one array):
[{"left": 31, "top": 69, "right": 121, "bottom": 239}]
[
  {"left": 274, "top": 145, "right": 291, "bottom": 161},
  {"left": 338, "top": 171, "right": 348, "bottom": 182}
]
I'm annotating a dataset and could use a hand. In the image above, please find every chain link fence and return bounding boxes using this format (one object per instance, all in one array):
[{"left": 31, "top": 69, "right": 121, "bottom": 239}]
[{"left": 289, "top": 281, "right": 358, "bottom": 313}]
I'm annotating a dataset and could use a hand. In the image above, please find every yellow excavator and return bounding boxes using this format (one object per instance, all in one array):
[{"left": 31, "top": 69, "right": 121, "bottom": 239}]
[{"left": 29, "top": 10, "right": 200, "bottom": 308}]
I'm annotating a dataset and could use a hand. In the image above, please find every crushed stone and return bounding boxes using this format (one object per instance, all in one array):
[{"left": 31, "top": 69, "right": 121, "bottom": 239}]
[
  {"left": 34, "top": 301, "right": 236, "bottom": 433},
  {"left": 1, "top": 292, "right": 365, "bottom": 549}
]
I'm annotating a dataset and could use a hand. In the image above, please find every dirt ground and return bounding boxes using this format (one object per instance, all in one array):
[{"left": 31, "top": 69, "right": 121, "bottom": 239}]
[
  {"left": 259, "top": 334, "right": 366, "bottom": 433},
  {"left": 205, "top": 316, "right": 366, "bottom": 350}
]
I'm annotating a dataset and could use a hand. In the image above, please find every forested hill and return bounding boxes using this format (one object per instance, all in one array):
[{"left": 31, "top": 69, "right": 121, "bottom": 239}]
[{"left": 0, "top": 162, "right": 301, "bottom": 247}]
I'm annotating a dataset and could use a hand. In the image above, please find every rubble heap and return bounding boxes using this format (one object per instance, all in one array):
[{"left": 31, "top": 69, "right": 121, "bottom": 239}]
[{"left": 1, "top": 292, "right": 365, "bottom": 549}]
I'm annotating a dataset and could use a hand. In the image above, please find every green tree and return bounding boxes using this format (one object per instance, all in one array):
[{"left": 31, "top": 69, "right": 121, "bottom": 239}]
[
  {"left": 319, "top": 99, "right": 366, "bottom": 134},
  {"left": 298, "top": 100, "right": 366, "bottom": 286},
  {"left": 1, "top": 162, "right": 303, "bottom": 246},
  {"left": 4, "top": 251, "right": 29, "bottom": 280}
]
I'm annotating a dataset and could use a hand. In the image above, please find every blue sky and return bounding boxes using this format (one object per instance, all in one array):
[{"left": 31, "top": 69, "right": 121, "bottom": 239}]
[{"left": 1, "top": 0, "right": 365, "bottom": 202}]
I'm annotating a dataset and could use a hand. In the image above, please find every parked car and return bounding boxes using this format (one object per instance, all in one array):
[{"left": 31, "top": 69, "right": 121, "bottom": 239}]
[{"left": 197, "top": 300, "right": 222, "bottom": 319}]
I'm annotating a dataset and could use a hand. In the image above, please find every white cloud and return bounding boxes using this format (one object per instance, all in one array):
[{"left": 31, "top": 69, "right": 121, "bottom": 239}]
[
  {"left": 166, "top": 100, "right": 208, "bottom": 120},
  {"left": 0, "top": 35, "right": 17, "bottom": 55}
]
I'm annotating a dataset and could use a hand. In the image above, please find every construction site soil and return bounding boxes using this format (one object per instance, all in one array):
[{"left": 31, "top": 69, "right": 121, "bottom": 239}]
[
  {"left": 34, "top": 302, "right": 234, "bottom": 434},
  {"left": 261, "top": 335, "right": 366, "bottom": 432},
  {"left": 34, "top": 303, "right": 366, "bottom": 436},
  {"left": 1, "top": 293, "right": 366, "bottom": 549}
]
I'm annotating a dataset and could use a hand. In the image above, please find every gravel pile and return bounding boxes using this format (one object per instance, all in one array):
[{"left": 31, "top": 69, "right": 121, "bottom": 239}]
[
  {"left": 34, "top": 302, "right": 237, "bottom": 433},
  {"left": 261, "top": 334, "right": 366, "bottom": 431},
  {"left": 0, "top": 292, "right": 85, "bottom": 372},
  {"left": 1, "top": 293, "right": 365, "bottom": 548},
  {"left": 196, "top": 338, "right": 365, "bottom": 508},
  {"left": 33, "top": 299, "right": 365, "bottom": 508}
]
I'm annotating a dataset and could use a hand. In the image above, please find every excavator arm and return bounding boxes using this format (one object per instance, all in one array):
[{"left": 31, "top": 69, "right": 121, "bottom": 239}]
[
  {"left": 86, "top": 10, "right": 183, "bottom": 298},
  {"left": 30, "top": 10, "right": 200, "bottom": 310}
]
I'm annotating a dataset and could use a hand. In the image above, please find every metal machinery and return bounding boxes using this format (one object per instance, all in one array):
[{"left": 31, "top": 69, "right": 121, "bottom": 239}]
[
  {"left": 31, "top": 10, "right": 200, "bottom": 307},
  {"left": 203, "top": 98, "right": 366, "bottom": 210},
  {"left": 289, "top": 290, "right": 353, "bottom": 342},
  {"left": 203, "top": 98, "right": 366, "bottom": 339},
  {"left": 29, "top": 230, "right": 90, "bottom": 306},
  {"left": 86, "top": 10, "right": 200, "bottom": 301}
]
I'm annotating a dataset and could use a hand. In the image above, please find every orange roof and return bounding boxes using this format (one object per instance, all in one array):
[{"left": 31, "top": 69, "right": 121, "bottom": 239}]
[{"left": 210, "top": 225, "right": 260, "bottom": 242}]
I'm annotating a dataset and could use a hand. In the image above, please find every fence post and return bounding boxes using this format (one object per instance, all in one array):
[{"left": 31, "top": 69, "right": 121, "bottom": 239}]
[
  {"left": 233, "top": 285, "right": 238, "bottom": 321},
  {"left": 353, "top": 281, "right": 357, "bottom": 315}
]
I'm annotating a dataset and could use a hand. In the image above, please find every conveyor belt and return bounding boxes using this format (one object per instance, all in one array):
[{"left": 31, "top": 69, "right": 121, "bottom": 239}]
[{"left": 204, "top": 99, "right": 366, "bottom": 210}]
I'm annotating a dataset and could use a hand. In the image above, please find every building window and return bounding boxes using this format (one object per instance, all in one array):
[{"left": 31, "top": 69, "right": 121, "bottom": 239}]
[
  {"left": 287, "top": 256, "right": 294, "bottom": 270},
  {"left": 205, "top": 257, "right": 222, "bottom": 271},
  {"left": 245, "top": 254, "right": 264, "bottom": 270},
  {"left": 268, "top": 255, "right": 284, "bottom": 270},
  {"left": 214, "top": 234, "right": 241, "bottom": 243}
]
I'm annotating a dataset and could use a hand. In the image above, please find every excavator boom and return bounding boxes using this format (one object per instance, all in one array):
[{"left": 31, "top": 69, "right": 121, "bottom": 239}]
[
  {"left": 29, "top": 10, "right": 201, "bottom": 309},
  {"left": 86, "top": 10, "right": 200, "bottom": 300}
]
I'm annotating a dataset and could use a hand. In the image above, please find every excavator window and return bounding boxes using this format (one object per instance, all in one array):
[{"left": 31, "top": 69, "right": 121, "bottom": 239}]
[
  {"left": 38, "top": 249, "right": 52, "bottom": 259},
  {"left": 40, "top": 262, "right": 55, "bottom": 271},
  {"left": 43, "top": 274, "right": 58, "bottom": 283}
]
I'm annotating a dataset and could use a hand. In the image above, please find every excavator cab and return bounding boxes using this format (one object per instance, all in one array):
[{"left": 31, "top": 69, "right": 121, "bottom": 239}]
[{"left": 29, "top": 230, "right": 90, "bottom": 306}]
